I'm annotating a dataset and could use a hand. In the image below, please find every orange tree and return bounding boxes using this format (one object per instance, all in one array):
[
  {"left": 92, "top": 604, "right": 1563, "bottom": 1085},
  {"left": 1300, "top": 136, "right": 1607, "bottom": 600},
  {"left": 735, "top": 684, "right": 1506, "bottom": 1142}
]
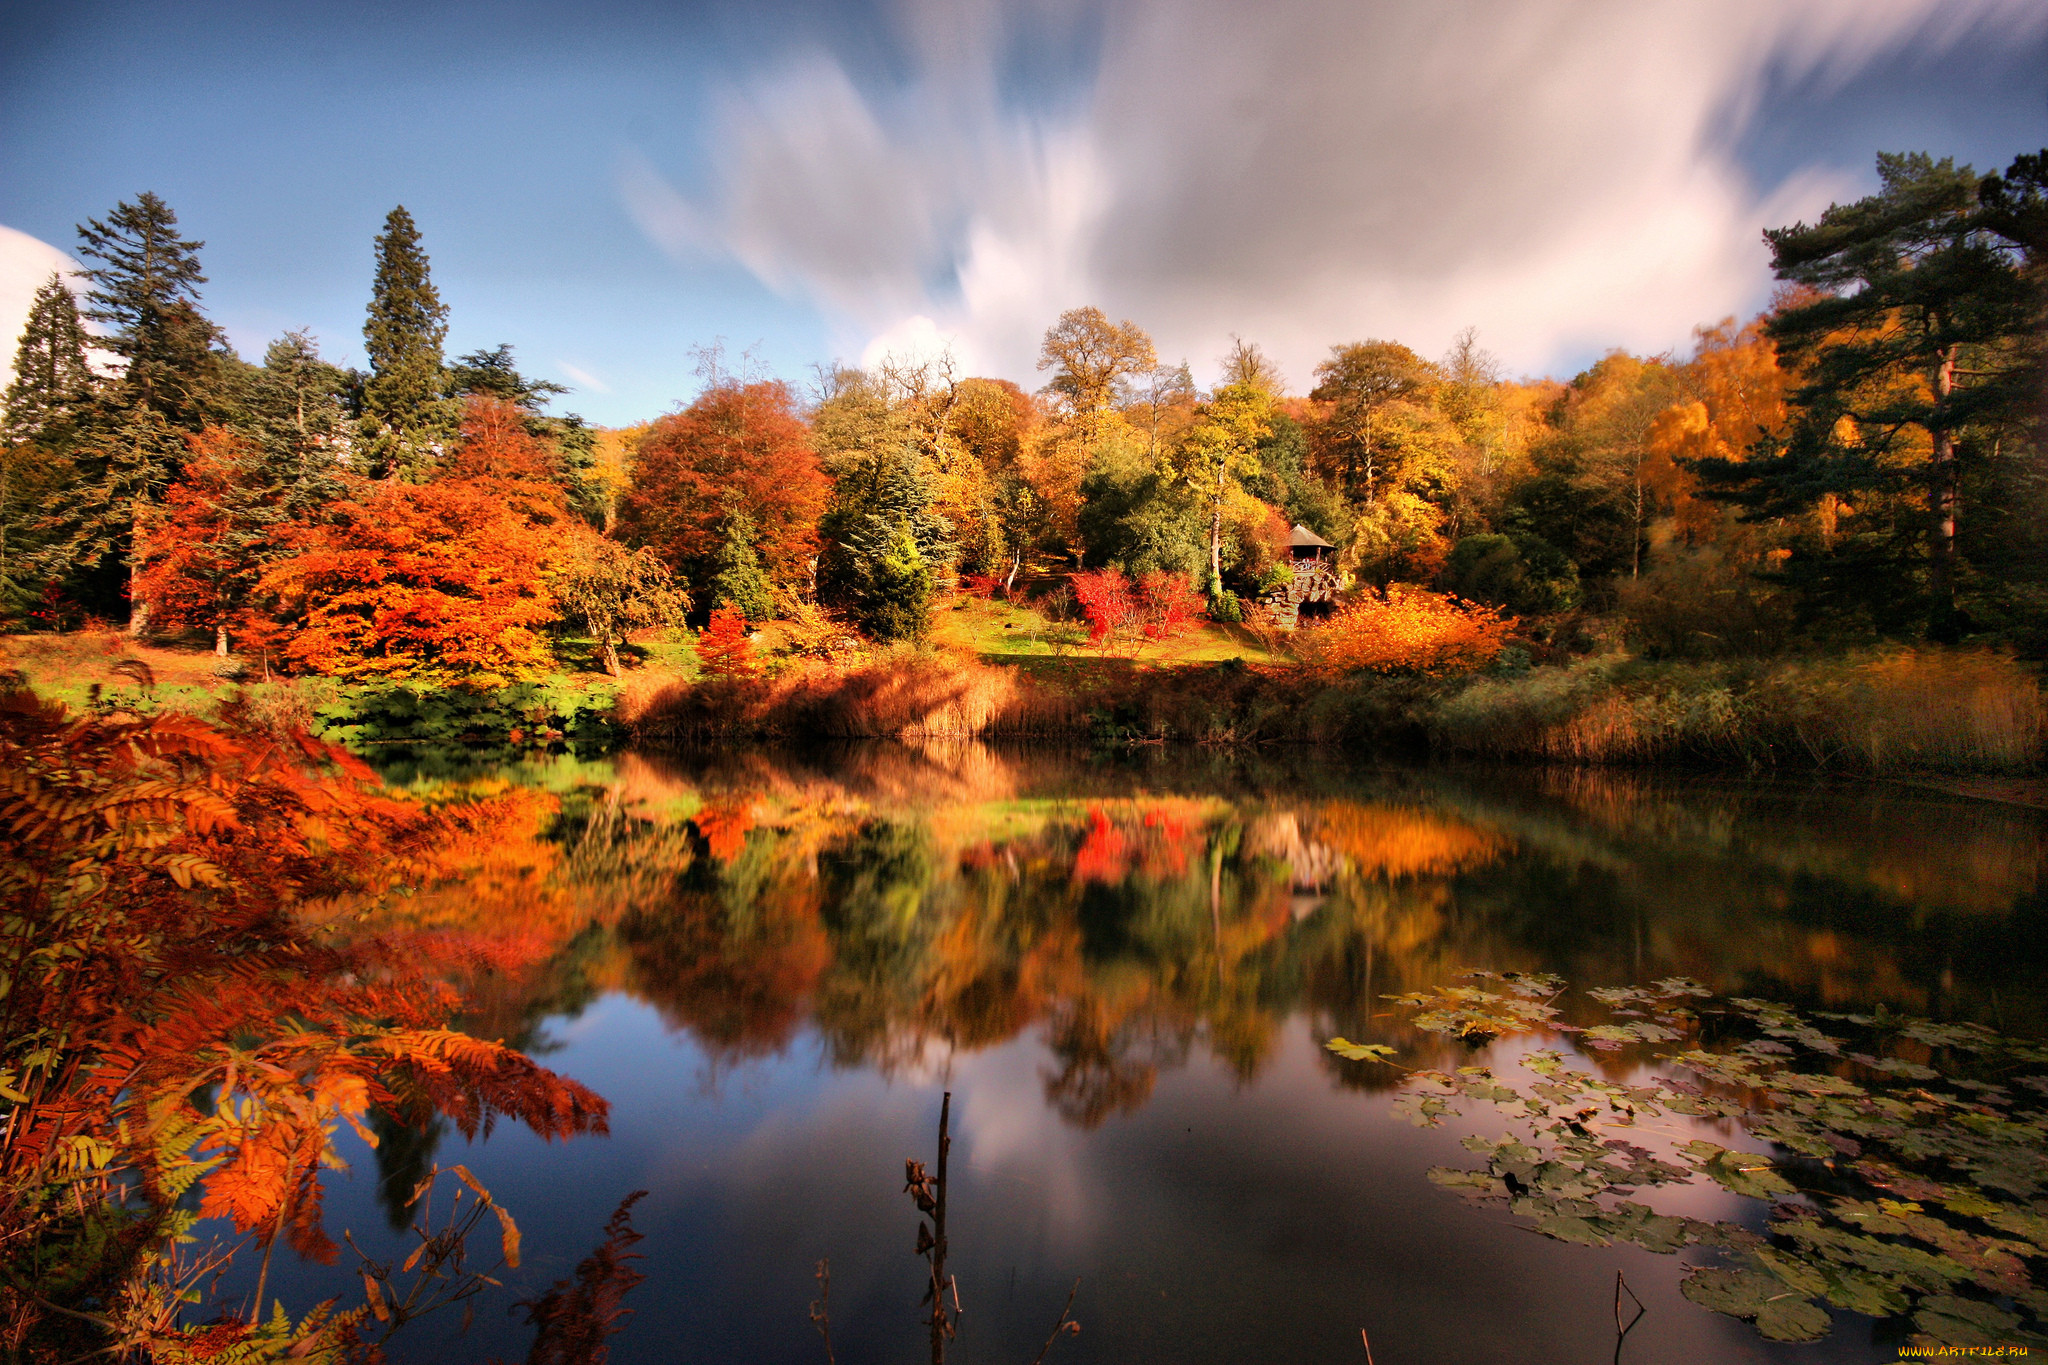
[
  {"left": 614, "top": 380, "right": 828, "bottom": 603},
  {"left": 132, "top": 427, "right": 278, "bottom": 657},
  {"left": 1296, "top": 586, "right": 1514, "bottom": 675},
  {"left": 0, "top": 687, "right": 606, "bottom": 1356}
]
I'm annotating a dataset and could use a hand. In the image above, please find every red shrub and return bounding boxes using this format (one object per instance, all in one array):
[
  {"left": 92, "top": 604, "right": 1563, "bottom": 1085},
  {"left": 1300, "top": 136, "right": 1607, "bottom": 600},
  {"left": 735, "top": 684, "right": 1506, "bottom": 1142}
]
[
  {"left": 1137, "top": 571, "right": 1203, "bottom": 640},
  {"left": 1070, "top": 568, "right": 1138, "bottom": 648}
]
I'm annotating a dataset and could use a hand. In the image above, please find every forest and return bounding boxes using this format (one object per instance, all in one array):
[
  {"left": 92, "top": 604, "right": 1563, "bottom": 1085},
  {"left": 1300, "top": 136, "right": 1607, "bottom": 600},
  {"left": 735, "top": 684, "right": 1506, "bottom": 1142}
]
[
  {"left": 1, "top": 148, "right": 2043, "bottom": 767},
  {"left": 2, "top": 146, "right": 2047, "bottom": 1360}
]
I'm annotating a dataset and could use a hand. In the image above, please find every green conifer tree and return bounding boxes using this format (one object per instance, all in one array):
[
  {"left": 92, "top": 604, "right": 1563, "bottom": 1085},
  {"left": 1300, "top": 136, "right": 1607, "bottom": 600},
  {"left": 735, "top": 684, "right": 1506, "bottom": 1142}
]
[
  {"left": 710, "top": 510, "right": 775, "bottom": 625},
  {"left": 241, "top": 331, "right": 351, "bottom": 517},
  {"left": 4, "top": 274, "right": 97, "bottom": 447},
  {"left": 362, "top": 207, "right": 449, "bottom": 476},
  {"left": 76, "top": 192, "right": 222, "bottom": 430},
  {"left": 2, "top": 276, "right": 96, "bottom": 612},
  {"left": 1698, "top": 151, "right": 2040, "bottom": 640},
  {"left": 46, "top": 193, "right": 225, "bottom": 625}
]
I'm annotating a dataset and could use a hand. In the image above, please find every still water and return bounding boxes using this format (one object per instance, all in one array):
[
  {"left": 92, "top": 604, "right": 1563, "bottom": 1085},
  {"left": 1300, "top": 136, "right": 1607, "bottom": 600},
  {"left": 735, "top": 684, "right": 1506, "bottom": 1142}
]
[{"left": 259, "top": 744, "right": 2047, "bottom": 1362}]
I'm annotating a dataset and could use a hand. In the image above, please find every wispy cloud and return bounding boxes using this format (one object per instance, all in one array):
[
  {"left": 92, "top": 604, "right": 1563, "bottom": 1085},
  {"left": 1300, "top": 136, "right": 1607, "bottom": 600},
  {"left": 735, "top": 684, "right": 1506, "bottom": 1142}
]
[
  {"left": 620, "top": 0, "right": 2046, "bottom": 387},
  {"left": 558, "top": 360, "right": 612, "bottom": 394}
]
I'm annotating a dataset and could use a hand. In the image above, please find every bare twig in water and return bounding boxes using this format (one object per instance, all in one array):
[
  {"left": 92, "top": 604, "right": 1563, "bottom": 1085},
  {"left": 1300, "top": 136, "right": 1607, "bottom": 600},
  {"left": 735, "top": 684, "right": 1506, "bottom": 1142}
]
[
  {"left": 808, "top": 1258, "right": 835, "bottom": 1365},
  {"left": 1027, "top": 1277, "right": 1082, "bottom": 1365},
  {"left": 1613, "top": 1270, "right": 1646, "bottom": 1363},
  {"left": 1360, "top": 1325, "right": 1377, "bottom": 1364},
  {"left": 905, "top": 1091, "right": 958, "bottom": 1364}
]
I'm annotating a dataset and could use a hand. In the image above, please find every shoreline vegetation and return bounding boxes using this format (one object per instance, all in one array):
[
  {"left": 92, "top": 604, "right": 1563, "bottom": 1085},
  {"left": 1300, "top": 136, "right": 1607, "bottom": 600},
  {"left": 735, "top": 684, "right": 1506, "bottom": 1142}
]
[
  {"left": 6, "top": 618, "right": 2041, "bottom": 777},
  {"left": 4, "top": 152, "right": 2044, "bottom": 793}
]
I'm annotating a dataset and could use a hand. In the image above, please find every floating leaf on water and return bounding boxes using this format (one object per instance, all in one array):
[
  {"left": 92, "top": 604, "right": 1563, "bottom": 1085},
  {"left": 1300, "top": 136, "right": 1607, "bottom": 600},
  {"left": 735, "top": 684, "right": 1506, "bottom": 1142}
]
[
  {"left": 1325, "top": 1038, "right": 1398, "bottom": 1064},
  {"left": 1913, "top": 1295, "right": 2021, "bottom": 1346},
  {"left": 1755, "top": 1295, "right": 1833, "bottom": 1342}
]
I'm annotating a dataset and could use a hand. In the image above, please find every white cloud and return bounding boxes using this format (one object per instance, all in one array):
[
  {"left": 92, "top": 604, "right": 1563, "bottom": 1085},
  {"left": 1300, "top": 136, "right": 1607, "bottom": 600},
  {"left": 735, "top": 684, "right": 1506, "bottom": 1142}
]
[
  {"left": 622, "top": 0, "right": 2048, "bottom": 389},
  {"left": 858, "top": 313, "right": 970, "bottom": 372},
  {"left": 558, "top": 360, "right": 613, "bottom": 394},
  {"left": 0, "top": 224, "right": 82, "bottom": 397}
]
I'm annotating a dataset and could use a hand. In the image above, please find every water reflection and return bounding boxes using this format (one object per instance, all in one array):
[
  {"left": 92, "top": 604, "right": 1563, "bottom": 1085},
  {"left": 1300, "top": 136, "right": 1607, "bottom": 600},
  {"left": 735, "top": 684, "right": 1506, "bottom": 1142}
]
[
  {"left": 299, "top": 744, "right": 2046, "bottom": 1362},
  {"left": 351, "top": 744, "right": 2047, "bottom": 1128}
]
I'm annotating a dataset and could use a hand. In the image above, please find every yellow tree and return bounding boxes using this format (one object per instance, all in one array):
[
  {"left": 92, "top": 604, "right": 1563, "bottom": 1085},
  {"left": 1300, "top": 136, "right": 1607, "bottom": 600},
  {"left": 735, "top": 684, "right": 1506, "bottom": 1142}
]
[
  {"left": 1037, "top": 306, "right": 1157, "bottom": 414},
  {"left": 1176, "top": 382, "right": 1274, "bottom": 591}
]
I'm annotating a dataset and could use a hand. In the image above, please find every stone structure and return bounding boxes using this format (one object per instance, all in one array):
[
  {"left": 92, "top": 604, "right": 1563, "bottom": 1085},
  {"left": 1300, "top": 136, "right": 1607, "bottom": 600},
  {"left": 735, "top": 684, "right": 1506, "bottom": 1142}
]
[{"left": 1262, "top": 524, "right": 1340, "bottom": 628}]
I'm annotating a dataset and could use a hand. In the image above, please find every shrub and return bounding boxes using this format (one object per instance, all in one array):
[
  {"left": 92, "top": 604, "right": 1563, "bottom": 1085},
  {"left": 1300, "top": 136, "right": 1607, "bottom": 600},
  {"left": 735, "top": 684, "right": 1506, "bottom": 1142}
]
[
  {"left": 1207, "top": 590, "right": 1243, "bottom": 623},
  {"left": 1299, "top": 586, "right": 1515, "bottom": 676},
  {"left": 1071, "top": 568, "right": 1139, "bottom": 647},
  {"left": 1616, "top": 544, "right": 1791, "bottom": 658},
  {"left": 696, "top": 604, "right": 757, "bottom": 679},
  {"left": 1441, "top": 531, "right": 1578, "bottom": 615},
  {"left": 1138, "top": 571, "right": 1204, "bottom": 640}
]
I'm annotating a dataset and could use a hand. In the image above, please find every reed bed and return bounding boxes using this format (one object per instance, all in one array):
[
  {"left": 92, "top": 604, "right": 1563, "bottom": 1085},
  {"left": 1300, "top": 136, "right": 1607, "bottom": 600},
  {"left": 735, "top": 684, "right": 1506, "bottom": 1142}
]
[{"left": 1433, "top": 649, "right": 2044, "bottom": 773}]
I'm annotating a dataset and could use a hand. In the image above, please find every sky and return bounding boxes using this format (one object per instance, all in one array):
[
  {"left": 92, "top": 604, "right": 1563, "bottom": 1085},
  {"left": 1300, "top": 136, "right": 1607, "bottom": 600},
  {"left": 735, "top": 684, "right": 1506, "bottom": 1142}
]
[{"left": 1, "top": 0, "right": 2044, "bottom": 426}]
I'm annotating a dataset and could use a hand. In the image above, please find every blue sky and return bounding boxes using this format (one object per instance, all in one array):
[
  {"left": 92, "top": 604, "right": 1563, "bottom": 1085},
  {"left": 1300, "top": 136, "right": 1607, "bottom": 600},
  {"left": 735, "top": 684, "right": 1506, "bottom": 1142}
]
[{"left": 2, "top": 0, "right": 2044, "bottom": 426}]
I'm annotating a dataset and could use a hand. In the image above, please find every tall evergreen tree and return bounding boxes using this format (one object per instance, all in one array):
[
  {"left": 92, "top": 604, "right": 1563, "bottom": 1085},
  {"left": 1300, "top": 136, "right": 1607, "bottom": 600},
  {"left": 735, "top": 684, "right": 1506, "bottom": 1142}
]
[
  {"left": 3, "top": 274, "right": 97, "bottom": 447},
  {"left": 76, "top": 192, "right": 222, "bottom": 430},
  {"left": 241, "top": 331, "right": 351, "bottom": 516},
  {"left": 43, "top": 193, "right": 226, "bottom": 626},
  {"left": 362, "top": 206, "right": 449, "bottom": 474},
  {"left": 1698, "top": 152, "right": 2039, "bottom": 640}
]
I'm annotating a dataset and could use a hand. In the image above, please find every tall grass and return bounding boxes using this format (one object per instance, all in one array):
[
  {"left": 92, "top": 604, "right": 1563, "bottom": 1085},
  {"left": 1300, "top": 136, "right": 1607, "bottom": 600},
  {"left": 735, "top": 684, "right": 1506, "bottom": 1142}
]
[
  {"left": 1433, "top": 649, "right": 2044, "bottom": 773},
  {"left": 622, "top": 652, "right": 1083, "bottom": 742}
]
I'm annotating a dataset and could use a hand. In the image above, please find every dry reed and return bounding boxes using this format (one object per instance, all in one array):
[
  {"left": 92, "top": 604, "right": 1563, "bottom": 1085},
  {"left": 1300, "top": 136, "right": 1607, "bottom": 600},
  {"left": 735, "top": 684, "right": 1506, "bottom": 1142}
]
[{"left": 1434, "top": 648, "right": 2044, "bottom": 773}]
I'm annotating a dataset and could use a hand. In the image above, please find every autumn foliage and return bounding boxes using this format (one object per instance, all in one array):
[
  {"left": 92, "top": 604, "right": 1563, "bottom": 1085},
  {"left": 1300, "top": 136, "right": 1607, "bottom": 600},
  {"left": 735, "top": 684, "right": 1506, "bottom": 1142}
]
[
  {"left": 1070, "top": 568, "right": 1138, "bottom": 647},
  {"left": 0, "top": 689, "right": 607, "bottom": 1355},
  {"left": 614, "top": 381, "right": 829, "bottom": 594},
  {"left": 695, "top": 603, "right": 757, "bottom": 679},
  {"left": 132, "top": 427, "right": 272, "bottom": 653},
  {"left": 1296, "top": 586, "right": 1515, "bottom": 676},
  {"left": 260, "top": 458, "right": 577, "bottom": 687}
]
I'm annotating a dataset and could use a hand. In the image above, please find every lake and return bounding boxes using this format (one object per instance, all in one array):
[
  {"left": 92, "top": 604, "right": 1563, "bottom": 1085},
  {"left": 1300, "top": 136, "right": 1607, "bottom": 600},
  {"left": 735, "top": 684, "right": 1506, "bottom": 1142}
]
[{"left": 246, "top": 743, "right": 2048, "bottom": 1362}]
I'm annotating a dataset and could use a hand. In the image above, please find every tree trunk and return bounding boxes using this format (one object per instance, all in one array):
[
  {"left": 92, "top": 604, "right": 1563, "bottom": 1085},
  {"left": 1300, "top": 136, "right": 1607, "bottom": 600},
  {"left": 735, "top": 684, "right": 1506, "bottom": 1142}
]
[
  {"left": 1004, "top": 550, "right": 1022, "bottom": 597},
  {"left": 1209, "top": 475, "right": 1225, "bottom": 593},
  {"left": 215, "top": 623, "right": 229, "bottom": 657},
  {"left": 1928, "top": 344, "right": 1959, "bottom": 634},
  {"left": 603, "top": 638, "right": 621, "bottom": 677}
]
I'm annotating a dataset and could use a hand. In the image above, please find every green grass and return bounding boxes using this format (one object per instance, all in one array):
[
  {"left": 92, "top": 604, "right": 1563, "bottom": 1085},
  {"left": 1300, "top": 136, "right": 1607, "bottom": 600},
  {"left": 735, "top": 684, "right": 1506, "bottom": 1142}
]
[{"left": 928, "top": 593, "right": 1285, "bottom": 667}]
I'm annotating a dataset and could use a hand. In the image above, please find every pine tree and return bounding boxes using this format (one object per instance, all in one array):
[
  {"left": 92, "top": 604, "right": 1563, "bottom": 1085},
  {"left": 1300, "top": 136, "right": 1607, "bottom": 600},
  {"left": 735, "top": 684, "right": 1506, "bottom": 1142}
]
[
  {"left": 3, "top": 274, "right": 96, "bottom": 447},
  {"left": 241, "top": 331, "right": 351, "bottom": 517},
  {"left": 1698, "top": 152, "right": 2038, "bottom": 640},
  {"left": 76, "top": 192, "right": 222, "bottom": 430},
  {"left": 817, "top": 446, "right": 952, "bottom": 641},
  {"left": 362, "top": 206, "right": 449, "bottom": 474}
]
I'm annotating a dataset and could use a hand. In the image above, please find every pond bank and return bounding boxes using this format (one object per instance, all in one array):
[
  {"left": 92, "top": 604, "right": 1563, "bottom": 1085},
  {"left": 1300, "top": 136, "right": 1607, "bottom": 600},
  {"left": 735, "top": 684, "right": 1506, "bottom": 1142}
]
[
  {"left": 7, "top": 629, "right": 2041, "bottom": 776},
  {"left": 622, "top": 647, "right": 2047, "bottom": 776}
]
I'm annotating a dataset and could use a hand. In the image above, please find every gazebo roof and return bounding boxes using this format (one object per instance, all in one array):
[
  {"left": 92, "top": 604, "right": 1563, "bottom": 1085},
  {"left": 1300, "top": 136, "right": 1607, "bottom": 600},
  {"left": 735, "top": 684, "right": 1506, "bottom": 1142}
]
[{"left": 1287, "top": 524, "right": 1335, "bottom": 550}]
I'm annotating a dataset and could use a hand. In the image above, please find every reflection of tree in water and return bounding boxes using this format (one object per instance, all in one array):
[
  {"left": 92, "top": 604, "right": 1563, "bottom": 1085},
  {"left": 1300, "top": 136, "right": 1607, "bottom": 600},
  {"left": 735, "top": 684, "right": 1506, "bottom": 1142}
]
[
  {"left": 617, "top": 822, "right": 829, "bottom": 1061},
  {"left": 341, "top": 748, "right": 2048, "bottom": 1128},
  {"left": 370, "top": 1107, "right": 448, "bottom": 1232},
  {"left": 1041, "top": 997, "right": 1190, "bottom": 1128}
]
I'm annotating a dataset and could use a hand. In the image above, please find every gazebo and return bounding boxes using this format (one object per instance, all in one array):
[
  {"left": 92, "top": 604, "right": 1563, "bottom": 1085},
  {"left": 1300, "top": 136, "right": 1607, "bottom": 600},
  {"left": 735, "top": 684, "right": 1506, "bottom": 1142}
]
[
  {"left": 1287, "top": 524, "right": 1335, "bottom": 562},
  {"left": 1264, "top": 524, "right": 1341, "bottom": 627}
]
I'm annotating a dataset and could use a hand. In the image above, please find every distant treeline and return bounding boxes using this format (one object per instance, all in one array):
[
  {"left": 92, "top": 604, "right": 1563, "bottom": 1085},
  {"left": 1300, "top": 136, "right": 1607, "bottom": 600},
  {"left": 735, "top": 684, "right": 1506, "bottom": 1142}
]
[{"left": 2, "top": 148, "right": 2043, "bottom": 686}]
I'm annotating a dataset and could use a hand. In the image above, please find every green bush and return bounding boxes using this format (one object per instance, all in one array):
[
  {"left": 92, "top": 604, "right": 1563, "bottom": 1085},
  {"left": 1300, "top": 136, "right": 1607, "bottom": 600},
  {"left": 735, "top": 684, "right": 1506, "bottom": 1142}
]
[
  {"left": 1442, "top": 531, "right": 1578, "bottom": 615},
  {"left": 311, "top": 678, "right": 621, "bottom": 752}
]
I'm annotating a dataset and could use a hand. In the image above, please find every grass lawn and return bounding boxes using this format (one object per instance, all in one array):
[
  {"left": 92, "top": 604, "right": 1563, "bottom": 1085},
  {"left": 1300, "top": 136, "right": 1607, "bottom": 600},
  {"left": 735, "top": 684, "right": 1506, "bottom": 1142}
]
[
  {"left": 928, "top": 592, "right": 1287, "bottom": 668},
  {"left": 2, "top": 629, "right": 235, "bottom": 713}
]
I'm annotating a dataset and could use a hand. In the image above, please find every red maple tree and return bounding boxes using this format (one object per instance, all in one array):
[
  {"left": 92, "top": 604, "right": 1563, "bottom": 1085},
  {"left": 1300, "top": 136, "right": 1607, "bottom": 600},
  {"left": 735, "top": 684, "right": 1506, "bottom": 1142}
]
[{"left": 614, "top": 380, "right": 828, "bottom": 589}]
